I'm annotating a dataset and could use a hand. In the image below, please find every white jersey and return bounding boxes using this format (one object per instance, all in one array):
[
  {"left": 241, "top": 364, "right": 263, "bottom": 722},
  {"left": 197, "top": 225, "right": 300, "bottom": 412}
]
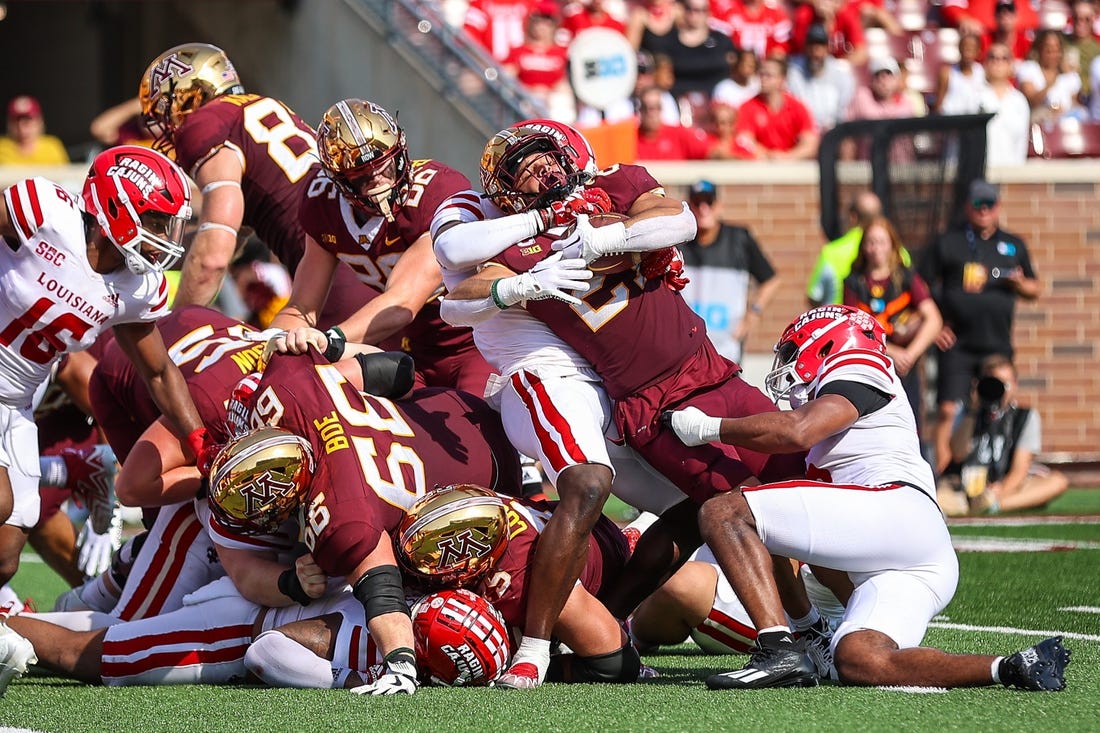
[
  {"left": 0, "top": 177, "right": 169, "bottom": 407},
  {"left": 805, "top": 348, "right": 936, "bottom": 497},
  {"left": 432, "top": 189, "right": 591, "bottom": 379}
]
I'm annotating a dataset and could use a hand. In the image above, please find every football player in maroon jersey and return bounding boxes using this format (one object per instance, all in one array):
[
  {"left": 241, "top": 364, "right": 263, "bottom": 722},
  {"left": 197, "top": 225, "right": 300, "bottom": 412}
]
[
  {"left": 204, "top": 348, "right": 522, "bottom": 694},
  {"left": 139, "top": 43, "right": 371, "bottom": 326},
  {"left": 264, "top": 99, "right": 493, "bottom": 396},
  {"left": 433, "top": 120, "right": 810, "bottom": 689},
  {"left": 397, "top": 484, "right": 640, "bottom": 684}
]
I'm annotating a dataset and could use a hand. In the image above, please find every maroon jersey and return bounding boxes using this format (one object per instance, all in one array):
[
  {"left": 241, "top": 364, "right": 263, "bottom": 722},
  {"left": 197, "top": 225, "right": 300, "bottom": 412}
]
[
  {"left": 173, "top": 95, "right": 372, "bottom": 327},
  {"left": 477, "top": 495, "right": 628, "bottom": 632},
  {"left": 493, "top": 164, "right": 727, "bottom": 400},
  {"left": 88, "top": 306, "right": 266, "bottom": 462},
  {"left": 299, "top": 160, "right": 490, "bottom": 391},
  {"left": 249, "top": 350, "right": 520, "bottom": 579}
]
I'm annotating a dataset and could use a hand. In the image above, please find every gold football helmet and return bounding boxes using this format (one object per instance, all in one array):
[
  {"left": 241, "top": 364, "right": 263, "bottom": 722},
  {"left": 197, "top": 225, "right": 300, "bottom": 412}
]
[
  {"left": 208, "top": 426, "right": 314, "bottom": 535},
  {"left": 397, "top": 484, "right": 510, "bottom": 586},
  {"left": 316, "top": 99, "right": 410, "bottom": 220},
  {"left": 139, "top": 42, "right": 245, "bottom": 153},
  {"left": 480, "top": 122, "right": 586, "bottom": 215}
]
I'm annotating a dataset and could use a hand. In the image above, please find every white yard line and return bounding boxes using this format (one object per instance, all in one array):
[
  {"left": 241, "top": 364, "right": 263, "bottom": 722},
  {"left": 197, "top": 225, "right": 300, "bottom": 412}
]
[
  {"left": 952, "top": 537, "right": 1100, "bottom": 552},
  {"left": 1058, "top": 606, "right": 1100, "bottom": 614},
  {"left": 928, "top": 620, "right": 1100, "bottom": 643},
  {"left": 949, "top": 515, "right": 1100, "bottom": 526}
]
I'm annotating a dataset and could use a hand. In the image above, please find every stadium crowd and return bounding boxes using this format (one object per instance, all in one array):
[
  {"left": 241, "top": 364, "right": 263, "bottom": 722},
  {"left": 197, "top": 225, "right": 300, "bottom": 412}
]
[{"left": 0, "top": 31, "right": 1072, "bottom": 699}]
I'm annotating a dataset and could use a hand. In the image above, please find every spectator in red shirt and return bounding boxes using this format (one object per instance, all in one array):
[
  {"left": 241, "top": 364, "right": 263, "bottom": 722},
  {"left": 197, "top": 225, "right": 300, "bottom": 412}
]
[
  {"left": 560, "top": 0, "right": 627, "bottom": 42},
  {"left": 791, "top": 0, "right": 868, "bottom": 68},
  {"left": 941, "top": 0, "right": 1039, "bottom": 39},
  {"left": 713, "top": 0, "right": 794, "bottom": 61},
  {"left": 983, "top": 0, "right": 1035, "bottom": 61},
  {"left": 504, "top": 2, "right": 571, "bottom": 109},
  {"left": 636, "top": 85, "right": 711, "bottom": 159},
  {"left": 732, "top": 56, "right": 820, "bottom": 159},
  {"left": 464, "top": 0, "right": 539, "bottom": 63}
]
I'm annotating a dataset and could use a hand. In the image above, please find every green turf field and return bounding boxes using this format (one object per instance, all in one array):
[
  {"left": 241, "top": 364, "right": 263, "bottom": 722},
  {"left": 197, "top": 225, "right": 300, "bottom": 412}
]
[{"left": 2, "top": 490, "right": 1098, "bottom": 733}]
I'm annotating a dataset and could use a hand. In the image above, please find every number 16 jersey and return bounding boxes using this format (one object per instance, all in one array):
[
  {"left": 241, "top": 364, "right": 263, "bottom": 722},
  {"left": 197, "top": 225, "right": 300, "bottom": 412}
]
[{"left": 0, "top": 177, "right": 169, "bottom": 408}]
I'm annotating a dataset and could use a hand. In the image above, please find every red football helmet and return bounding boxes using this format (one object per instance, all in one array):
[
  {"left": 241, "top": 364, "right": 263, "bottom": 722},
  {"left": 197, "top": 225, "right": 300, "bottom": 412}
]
[
  {"left": 412, "top": 588, "right": 511, "bottom": 687},
  {"left": 480, "top": 120, "right": 594, "bottom": 214},
  {"left": 765, "top": 305, "right": 887, "bottom": 404},
  {"left": 82, "top": 145, "right": 192, "bottom": 275}
]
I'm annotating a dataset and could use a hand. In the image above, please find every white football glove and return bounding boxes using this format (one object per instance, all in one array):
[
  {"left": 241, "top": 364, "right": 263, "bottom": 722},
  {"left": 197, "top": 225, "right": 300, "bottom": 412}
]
[
  {"left": 77, "top": 518, "right": 121, "bottom": 578},
  {"left": 493, "top": 252, "right": 593, "bottom": 308},
  {"left": 662, "top": 406, "right": 722, "bottom": 447},
  {"left": 350, "top": 656, "right": 419, "bottom": 696},
  {"left": 552, "top": 214, "right": 628, "bottom": 263}
]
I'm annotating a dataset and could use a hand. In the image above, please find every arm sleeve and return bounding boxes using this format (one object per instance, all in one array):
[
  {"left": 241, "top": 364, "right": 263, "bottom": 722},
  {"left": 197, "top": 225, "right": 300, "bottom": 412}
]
[
  {"left": 623, "top": 201, "right": 697, "bottom": 252},
  {"left": 439, "top": 294, "right": 501, "bottom": 327},
  {"left": 816, "top": 379, "right": 891, "bottom": 416},
  {"left": 433, "top": 210, "right": 544, "bottom": 271}
]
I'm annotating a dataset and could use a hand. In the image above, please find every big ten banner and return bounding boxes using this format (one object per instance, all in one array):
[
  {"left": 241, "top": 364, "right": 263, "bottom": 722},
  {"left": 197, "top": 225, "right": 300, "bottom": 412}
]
[
  {"left": 569, "top": 28, "right": 636, "bottom": 112},
  {"left": 569, "top": 28, "right": 637, "bottom": 165}
]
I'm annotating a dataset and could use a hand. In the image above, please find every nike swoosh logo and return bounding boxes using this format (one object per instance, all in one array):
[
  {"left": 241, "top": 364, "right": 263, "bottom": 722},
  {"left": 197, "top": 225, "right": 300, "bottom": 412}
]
[{"left": 385, "top": 235, "right": 401, "bottom": 246}]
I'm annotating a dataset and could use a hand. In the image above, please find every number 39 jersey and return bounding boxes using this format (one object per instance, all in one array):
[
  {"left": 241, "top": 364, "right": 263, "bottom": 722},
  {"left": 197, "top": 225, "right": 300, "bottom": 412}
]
[
  {"left": 244, "top": 349, "right": 521, "bottom": 580},
  {"left": 0, "top": 177, "right": 169, "bottom": 408}
]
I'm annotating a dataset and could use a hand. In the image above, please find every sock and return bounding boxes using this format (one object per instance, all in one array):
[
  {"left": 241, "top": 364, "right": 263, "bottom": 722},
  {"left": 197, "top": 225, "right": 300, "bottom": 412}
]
[
  {"left": 790, "top": 608, "right": 821, "bottom": 633},
  {"left": 511, "top": 636, "right": 552, "bottom": 681},
  {"left": 991, "top": 656, "right": 1005, "bottom": 684},
  {"left": 245, "top": 630, "right": 338, "bottom": 688},
  {"left": 40, "top": 456, "right": 68, "bottom": 488},
  {"left": 757, "top": 628, "right": 796, "bottom": 649},
  {"left": 79, "top": 576, "right": 121, "bottom": 614}
]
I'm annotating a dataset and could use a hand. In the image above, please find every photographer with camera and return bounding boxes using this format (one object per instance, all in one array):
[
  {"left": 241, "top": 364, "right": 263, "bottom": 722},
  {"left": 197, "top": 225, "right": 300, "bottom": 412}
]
[
  {"left": 919, "top": 179, "right": 1041, "bottom": 475},
  {"left": 936, "top": 354, "right": 1069, "bottom": 516}
]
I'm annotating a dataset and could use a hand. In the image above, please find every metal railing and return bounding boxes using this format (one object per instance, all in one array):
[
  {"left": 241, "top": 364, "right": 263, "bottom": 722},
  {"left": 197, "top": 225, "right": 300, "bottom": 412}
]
[{"left": 347, "top": 0, "right": 549, "bottom": 137}]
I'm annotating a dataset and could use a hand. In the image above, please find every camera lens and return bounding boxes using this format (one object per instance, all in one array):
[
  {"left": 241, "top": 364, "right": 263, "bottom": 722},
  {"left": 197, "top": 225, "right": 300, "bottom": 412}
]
[{"left": 977, "top": 375, "right": 1006, "bottom": 403}]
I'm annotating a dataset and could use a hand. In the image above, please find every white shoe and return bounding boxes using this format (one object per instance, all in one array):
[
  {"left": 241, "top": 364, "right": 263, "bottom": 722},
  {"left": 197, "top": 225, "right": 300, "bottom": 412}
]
[{"left": 0, "top": 620, "right": 36, "bottom": 697}]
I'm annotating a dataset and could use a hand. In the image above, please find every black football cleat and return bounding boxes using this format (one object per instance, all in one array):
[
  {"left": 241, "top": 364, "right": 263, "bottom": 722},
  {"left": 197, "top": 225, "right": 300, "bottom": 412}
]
[
  {"left": 1000, "top": 636, "right": 1070, "bottom": 691},
  {"left": 707, "top": 637, "right": 819, "bottom": 690}
]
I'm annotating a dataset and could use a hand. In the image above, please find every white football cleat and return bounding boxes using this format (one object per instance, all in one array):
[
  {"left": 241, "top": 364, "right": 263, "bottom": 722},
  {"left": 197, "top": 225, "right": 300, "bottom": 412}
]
[{"left": 0, "top": 620, "right": 36, "bottom": 697}]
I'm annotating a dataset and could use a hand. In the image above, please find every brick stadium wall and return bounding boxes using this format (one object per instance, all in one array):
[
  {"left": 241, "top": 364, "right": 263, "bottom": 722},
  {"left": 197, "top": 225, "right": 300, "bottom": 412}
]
[{"left": 647, "top": 161, "right": 1100, "bottom": 459}]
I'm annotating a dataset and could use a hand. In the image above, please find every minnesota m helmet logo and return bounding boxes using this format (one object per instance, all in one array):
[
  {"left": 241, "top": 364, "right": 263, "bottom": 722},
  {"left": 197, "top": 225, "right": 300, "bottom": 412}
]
[
  {"left": 436, "top": 529, "right": 493, "bottom": 569},
  {"left": 148, "top": 56, "right": 194, "bottom": 98}
]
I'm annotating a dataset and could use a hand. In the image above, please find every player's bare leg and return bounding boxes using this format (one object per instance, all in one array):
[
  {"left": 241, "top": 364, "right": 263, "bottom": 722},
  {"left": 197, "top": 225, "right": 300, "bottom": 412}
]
[
  {"left": 7, "top": 615, "right": 104, "bottom": 683},
  {"left": 629, "top": 560, "right": 717, "bottom": 647},
  {"left": 28, "top": 510, "right": 83, "bottom": 588},
  {"left": 0, "top": 525, "right": 30, "bottom": 587},
  {"left": 247, "top": 614, "right": 374, "bottom": 689},
  {"left": 697, "top": 491, "right": 817, "bottom": 689},
  {"left": 836, "top": 629, "right": 1070, "bottom": 691},
  {"left": 602, "top": 500, "right": 701, "bottom": 619},
  {"left": 497, "top": 462, "right": 612, "bottom": 690},
  {"left": 0, "top": 468, "right": 12, "bottom": 526}
]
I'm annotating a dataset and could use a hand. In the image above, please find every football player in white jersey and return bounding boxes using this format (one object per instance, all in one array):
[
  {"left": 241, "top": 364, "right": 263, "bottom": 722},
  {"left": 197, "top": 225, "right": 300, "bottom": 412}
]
[
  {"left": 0, "top": 145, "right": 208, "bottom": 619},
  {"left": 663, "top": 305, "right": 1070, "bottom": 692}
]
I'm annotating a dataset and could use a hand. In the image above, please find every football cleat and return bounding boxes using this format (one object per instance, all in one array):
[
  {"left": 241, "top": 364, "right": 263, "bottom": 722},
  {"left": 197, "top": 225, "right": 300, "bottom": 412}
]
[
  {"left": 0, "top": 620, "right": 36, "bottom": 697},
  {"left": 706, "top": 637, "right": 819, "bottom": 690},
  {"left": 493, "top": 661, "right": 543, "bottom": 690},
  {"left": 62, "top": 444, "right": 120, "bottom": 535},
  {"left": 1000, "top": 637, "right": 1070, "bottom": 691},
  {"left": 800, "top": 617, "right": 836, "bottom": 680}
]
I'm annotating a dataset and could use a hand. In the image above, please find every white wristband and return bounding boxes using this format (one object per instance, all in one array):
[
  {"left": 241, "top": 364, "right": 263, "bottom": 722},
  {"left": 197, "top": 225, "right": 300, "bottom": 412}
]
[{"left": 700, "top": 416, "right": 723, "bottom": 444}]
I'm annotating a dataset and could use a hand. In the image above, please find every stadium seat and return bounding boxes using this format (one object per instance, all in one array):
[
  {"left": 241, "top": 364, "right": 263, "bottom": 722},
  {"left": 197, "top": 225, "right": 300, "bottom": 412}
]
[{"left": 1028, "top": 118, "right": 1100, "bottom": 158}]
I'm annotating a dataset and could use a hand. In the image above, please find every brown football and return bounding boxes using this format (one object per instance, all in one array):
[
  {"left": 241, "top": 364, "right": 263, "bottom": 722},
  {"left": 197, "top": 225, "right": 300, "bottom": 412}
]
[{"left": 570, "top": 212, "right": 636, "bottom": 274}]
